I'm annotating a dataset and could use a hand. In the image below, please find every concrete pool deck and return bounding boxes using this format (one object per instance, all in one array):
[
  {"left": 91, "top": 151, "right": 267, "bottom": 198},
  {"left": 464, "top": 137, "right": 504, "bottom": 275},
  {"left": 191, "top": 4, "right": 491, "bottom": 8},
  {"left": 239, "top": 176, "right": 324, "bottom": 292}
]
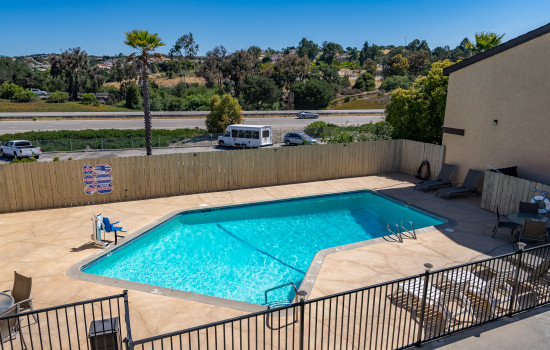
[{"left": 0, "top": 173, "right": 523, "bottom": 340}]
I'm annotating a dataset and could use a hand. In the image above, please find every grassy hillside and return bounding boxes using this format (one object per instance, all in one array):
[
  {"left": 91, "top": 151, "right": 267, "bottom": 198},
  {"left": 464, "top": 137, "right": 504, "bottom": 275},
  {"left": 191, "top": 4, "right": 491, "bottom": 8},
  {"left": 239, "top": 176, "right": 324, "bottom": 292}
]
[
  {"left": 329, "top": 93, "right": 390, "bottom": 110},
  {"left": 0, "top": 99, "right": 133, "bottom": 112}
]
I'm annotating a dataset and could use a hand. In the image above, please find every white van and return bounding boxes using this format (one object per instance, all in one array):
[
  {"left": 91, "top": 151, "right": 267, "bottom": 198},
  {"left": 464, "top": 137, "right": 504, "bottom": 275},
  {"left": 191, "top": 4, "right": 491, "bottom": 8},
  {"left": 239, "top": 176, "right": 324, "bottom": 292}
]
[{"left": 218, "top": 125, "right": 273, "bottom": 149}]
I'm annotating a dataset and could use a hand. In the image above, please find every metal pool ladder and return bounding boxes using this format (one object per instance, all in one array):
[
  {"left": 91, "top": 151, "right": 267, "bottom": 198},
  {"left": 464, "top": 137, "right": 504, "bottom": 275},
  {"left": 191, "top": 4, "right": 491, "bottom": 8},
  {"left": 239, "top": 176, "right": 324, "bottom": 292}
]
[
  {"left": 264, "top": 282, "right": 301, "bottom": 307},
  {"left": 384, "top": 220, "right": 417, "bottom": 243}
]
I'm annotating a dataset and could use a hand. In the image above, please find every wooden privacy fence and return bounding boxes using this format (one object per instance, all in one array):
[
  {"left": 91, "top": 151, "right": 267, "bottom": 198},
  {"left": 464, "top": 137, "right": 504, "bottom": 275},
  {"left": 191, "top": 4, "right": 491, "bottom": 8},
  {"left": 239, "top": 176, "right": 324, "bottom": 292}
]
[
  {"left": 481, "top": 171, "right": 550, "bottom": 215},
  {"left": 0, "top": 139, "right": 444, "bottom": 213}
]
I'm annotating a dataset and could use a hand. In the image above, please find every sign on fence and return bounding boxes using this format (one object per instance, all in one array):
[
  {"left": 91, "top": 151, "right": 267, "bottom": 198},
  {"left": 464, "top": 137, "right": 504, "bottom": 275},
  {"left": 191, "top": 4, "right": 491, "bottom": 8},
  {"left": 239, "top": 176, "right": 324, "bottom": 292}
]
[{"left": 82, "top": 163, "right": 113, "bottom": 195}]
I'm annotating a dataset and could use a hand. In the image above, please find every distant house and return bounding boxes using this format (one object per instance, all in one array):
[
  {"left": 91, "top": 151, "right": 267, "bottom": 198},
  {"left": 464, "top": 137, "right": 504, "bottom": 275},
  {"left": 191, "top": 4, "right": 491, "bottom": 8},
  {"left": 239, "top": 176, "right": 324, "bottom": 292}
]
[{"left": 442, "top": 23, "right": 550, "bottom": 184}]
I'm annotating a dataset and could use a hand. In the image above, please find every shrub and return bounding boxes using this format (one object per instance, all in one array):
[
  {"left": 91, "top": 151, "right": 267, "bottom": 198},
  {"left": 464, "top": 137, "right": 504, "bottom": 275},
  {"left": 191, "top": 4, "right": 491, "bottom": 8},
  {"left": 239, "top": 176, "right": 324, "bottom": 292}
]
[
  {"left": 81, "top": 93, "right": 97, "bottom": 105},
  {"left": 353, "top": 72, "right": 375, "bottom": 91},
  {"left": 205, "top": 94, "right": 243, "bottom": 133},
  {"left": 11, "top": 157, "right": 37, "bottom": 163},
  {"left": 48, "top": 91, "right": 69, "bottom": 103},
  {"left": 344, "top": 96, "right": 352, "bottom": 103},
  {"left": 379, "top": 75, "right": 412, "bottom": 92},
  {"left": 53, "top": 157, "right": 60, "bottom": 161},
  {"left": 304, "top": 121, "right": 337, "bottom": 137},
  {"left": 13, "top": 89, "right": 37, "bottom": 102},
  {"left": 0, "top": 82, "right": 24, "bottom": 99},
  {"left": 125, "top": 83, "right": 141, "bottom": 109}
]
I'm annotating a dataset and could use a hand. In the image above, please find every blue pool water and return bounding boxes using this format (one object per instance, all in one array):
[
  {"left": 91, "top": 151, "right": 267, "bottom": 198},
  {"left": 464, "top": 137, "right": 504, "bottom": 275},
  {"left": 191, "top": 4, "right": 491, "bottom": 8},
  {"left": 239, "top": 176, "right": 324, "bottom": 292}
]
[{"left": 84, "top": 191, "right": 444, "bottom": 305}]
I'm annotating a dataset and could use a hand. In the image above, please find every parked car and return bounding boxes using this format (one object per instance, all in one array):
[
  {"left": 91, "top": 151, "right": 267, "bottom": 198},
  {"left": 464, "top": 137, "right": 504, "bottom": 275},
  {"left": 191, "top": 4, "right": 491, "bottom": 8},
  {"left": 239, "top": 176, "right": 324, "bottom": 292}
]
[
  {"left": 0, "top": 140, "right": 41, "bottom": 159},
  {"left": 29, "top": 88, "right": 48, "bottom": 96},
  {"left": 284, "top": 132, "right": 319, "bottom": 146},
  {"left": 296, "top": 111, "right": 319, "bottom": 119}
]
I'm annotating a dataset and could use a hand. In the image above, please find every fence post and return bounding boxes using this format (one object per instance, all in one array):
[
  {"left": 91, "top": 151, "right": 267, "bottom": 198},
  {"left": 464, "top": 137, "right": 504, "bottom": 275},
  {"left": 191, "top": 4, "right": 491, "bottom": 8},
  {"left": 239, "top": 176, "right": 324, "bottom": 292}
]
[
  {"left": 70, "top": 138, "right": 73, "bottom": 151},
  {"left": 131, "top": 136, "right": 134, "bottom": 148},
  {"left": 416, "top": 263, "right": 433, "bottom": 347},
  {"left": 508, "top": 242, "right": 526, "bottom": 316},
  {"left": 158, "top": 136, "right": 161, "bottom": 148},
  {"left": 122, "top": 290, "right": 134, "bottom": 350},
  {"left": 299, "top": 298, "right": 305, "bottom": 350},
  {"left": 101, "top": 138, "right": 104, "bottom": 149}
]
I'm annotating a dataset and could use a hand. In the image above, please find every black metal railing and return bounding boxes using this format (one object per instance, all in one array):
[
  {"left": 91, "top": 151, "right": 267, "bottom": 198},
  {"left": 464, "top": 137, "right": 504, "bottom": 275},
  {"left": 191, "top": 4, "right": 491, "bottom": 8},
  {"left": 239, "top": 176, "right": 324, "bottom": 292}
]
[
  {"left": 126, "top": 243, "right": 550, "bottom": 349},
  {"left": 1, "top": 244, "right": 548, "bottom": 349},
  {"left": 0, "top": 291, "right": 128, "bottom": 350}
]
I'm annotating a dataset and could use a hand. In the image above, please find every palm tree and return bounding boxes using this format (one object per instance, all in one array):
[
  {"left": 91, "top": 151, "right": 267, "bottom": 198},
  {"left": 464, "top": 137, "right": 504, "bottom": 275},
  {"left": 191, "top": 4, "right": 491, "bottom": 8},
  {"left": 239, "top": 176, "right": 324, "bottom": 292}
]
[
  {"left": 124, "top": 29, "right": 165, "bottom": 155},
  {"left": 465, "top": 32, "right": 505, "bottom": 55}
]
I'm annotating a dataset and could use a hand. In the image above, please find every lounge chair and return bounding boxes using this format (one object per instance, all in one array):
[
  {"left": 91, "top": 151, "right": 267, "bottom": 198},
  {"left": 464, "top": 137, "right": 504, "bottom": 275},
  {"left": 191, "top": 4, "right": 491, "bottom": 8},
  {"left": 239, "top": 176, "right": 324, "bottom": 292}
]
[
  {"left": 445, "top": 267, "right": 516, "bottom": 318},
  {"left": 102, "top": 217, "right": 127, "bottom": 245},
  {"left": 396, "top": 277, "right": 471, "bottom": 332},
  {"left": 436, "top": 169, "right": 483, "bottom": 199},
  {"left": 518, "top": 220, "right": 547, "bottom": 243},
  {"left": 415, "top": 164, "right": 456, "bottom": 191},
  {"left": 2, "top": 272, "right": 35, "bottom": 322},
  {"left": 492, "top": 206, "right": 518, "bottom": 238},
  {"left": 0, "top": 304, "right": 26, "bottom": 349}
]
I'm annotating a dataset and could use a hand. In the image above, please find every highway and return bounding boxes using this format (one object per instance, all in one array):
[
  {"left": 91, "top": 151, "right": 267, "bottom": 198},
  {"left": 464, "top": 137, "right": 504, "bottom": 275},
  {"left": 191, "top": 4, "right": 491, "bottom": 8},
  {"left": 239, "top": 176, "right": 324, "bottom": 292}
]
[{"left": 0, "top": 115, "right": 384, "bottom": 134}]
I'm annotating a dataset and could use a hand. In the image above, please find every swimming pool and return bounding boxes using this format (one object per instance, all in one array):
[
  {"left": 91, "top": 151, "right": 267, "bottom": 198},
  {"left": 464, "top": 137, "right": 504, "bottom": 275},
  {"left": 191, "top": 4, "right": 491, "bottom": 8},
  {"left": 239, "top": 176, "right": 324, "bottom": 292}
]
[{"left": 82, "top": 191, "right": 445, "bottom": 305}]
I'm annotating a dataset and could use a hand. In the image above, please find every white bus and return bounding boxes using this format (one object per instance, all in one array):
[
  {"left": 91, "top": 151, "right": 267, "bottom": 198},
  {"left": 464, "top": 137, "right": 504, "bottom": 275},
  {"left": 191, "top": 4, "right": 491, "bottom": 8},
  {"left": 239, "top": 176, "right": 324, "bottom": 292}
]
[{"left": 218, "top": 125, "right": 273, "bottom": 149}]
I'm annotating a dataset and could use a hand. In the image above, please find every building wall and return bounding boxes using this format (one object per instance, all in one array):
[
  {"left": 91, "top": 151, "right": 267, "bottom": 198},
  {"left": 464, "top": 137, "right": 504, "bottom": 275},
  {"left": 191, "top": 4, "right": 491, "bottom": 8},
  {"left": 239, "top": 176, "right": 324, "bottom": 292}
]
[{"left": 443, "top": 33, "right": 550, "bottom": 185}]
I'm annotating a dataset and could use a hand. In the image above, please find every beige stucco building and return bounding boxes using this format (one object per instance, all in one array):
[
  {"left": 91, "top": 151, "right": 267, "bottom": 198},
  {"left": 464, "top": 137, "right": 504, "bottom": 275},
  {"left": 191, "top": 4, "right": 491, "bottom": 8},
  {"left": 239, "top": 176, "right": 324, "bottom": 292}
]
[{"left": 442, "top": 24, "right": 550, "bottom": 185}]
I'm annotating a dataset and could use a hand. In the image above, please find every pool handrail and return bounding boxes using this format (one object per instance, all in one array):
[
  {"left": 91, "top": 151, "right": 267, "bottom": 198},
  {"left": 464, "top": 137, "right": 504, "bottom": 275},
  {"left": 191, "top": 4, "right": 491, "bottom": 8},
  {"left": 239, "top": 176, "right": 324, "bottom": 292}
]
[{"left": 264, "top": 282, "right": 300, "bottom": 305}]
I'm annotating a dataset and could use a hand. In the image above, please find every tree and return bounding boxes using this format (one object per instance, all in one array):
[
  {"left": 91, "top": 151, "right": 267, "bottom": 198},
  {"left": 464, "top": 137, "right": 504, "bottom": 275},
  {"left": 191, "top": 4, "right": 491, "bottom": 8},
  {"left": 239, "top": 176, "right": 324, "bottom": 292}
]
[
  {"left": 50, "top": 48, "right": 101, "bottom": 100},
  {"left": 205, "top": 94, "right": 243, "bottom": 133},
  {"left": 465, "top": 32, "right": 505, "bottom": 55},
  {"left": 385, "top": 60, "right": 454, "bottom": 144},
  {"left": 353, "top": 72, "right": 375, "bottom": 91},
  {"left": 363, "top": 58, "right": 378, "bottom": 75},
  {"left": 359, "top": 42, "right": 384, "bottom": 65},
  {"left": 432, "top": 46, "right": 452, "bottom": 62},
  {"left": 125, "top": 83, "right": 141, "bottom": 109},
  {"left": 406, "top": 39, "right": 430, "bottom": 53},
  {"left": 384, "top": 54, "right": 409, "bottom": 77},
  {"left": 297, "top": 38, "right": 319, "bottom": 61},
  {"left": 124, "top": 29, "right": 165, "bottom": 156},
  {"left": 223, "top": 50, "right": 259, "bottom": 95},
  {"left": 272, "top": 54, "right": 310, "bottom": 89},
  {"left": 379, "top": 75, "right": 412, "bottom": 92},
  {"left": 170, "top": 32, "right": 199, "bottom": 87},
  {"left": 452, "top": 38, "right": 471, "bottom": 61},
  {"left": 310, "top": 64, "right": 340, "bottom": 84},
  {"left": 197, "top": 46, "right": 227, "bottom": 88},
  {"left": 346, "top": 47, "right": 359, "bottom": 62},
  {"left": 408, "top": 49, "right": 430, "bottom": 75},
  {"left": 319, "top": 41, "right": 343, "bottom": 65},
  {"left": 291, "top": 79, "right": 336, "bottom": 110},
  {"left": 240, "top": 75, "right": 281, "bottom": 110},
  {"left": 247, "top": 46, "right": 262, "bottom": 59}
]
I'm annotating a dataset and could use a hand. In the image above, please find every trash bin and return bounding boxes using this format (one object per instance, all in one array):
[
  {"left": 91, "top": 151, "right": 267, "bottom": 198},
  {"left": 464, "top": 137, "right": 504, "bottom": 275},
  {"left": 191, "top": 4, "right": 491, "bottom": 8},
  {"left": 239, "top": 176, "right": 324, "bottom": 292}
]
[{"left": 88, "top": 317, "right": 121, "bottom": 350}]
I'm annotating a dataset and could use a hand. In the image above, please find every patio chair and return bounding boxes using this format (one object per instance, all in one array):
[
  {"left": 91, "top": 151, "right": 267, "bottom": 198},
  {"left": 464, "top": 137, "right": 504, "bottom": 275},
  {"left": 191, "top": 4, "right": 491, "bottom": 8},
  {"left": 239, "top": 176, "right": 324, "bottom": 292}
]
[
  {"left": 519, "top": 201, "right": 540, "bottom": 215},
  {"left": 518, "top": 220, "right": 547, "bottom": 243},
  {"left": 0, "top": 304, "right": 27, "bottom": 349},
  {"left": 2, "top": 272, "right": 35, "bottom": 322},
  {"left": 492, "top": 206, "right": 518, "bottom": 238},
  {"left": 436, "top": 169, "right": 483, "bottom": 199},
  {"left": 414, "top": 164, "right": 456, "bottom": 191}
]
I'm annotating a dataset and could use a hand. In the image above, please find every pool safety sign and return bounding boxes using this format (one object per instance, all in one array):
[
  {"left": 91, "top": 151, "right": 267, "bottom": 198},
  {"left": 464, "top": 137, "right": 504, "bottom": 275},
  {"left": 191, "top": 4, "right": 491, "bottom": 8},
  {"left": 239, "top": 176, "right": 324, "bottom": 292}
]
[{"left": 82, "top": 164, "right": 113, "bottom": 195}]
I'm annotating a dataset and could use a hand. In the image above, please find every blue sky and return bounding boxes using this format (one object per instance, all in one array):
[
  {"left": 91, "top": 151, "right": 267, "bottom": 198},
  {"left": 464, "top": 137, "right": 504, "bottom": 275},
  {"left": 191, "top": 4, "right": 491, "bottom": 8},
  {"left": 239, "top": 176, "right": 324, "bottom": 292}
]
[{"left": 1, "top": 0, "right": 549, "bottom": 56}]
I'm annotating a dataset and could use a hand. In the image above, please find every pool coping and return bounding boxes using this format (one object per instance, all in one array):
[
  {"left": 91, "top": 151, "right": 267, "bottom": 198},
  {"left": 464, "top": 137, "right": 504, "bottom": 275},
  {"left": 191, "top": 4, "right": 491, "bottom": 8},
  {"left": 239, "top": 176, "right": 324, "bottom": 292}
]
[{"left": 67, "top": 189, "right": 456, "bottom": 313}]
